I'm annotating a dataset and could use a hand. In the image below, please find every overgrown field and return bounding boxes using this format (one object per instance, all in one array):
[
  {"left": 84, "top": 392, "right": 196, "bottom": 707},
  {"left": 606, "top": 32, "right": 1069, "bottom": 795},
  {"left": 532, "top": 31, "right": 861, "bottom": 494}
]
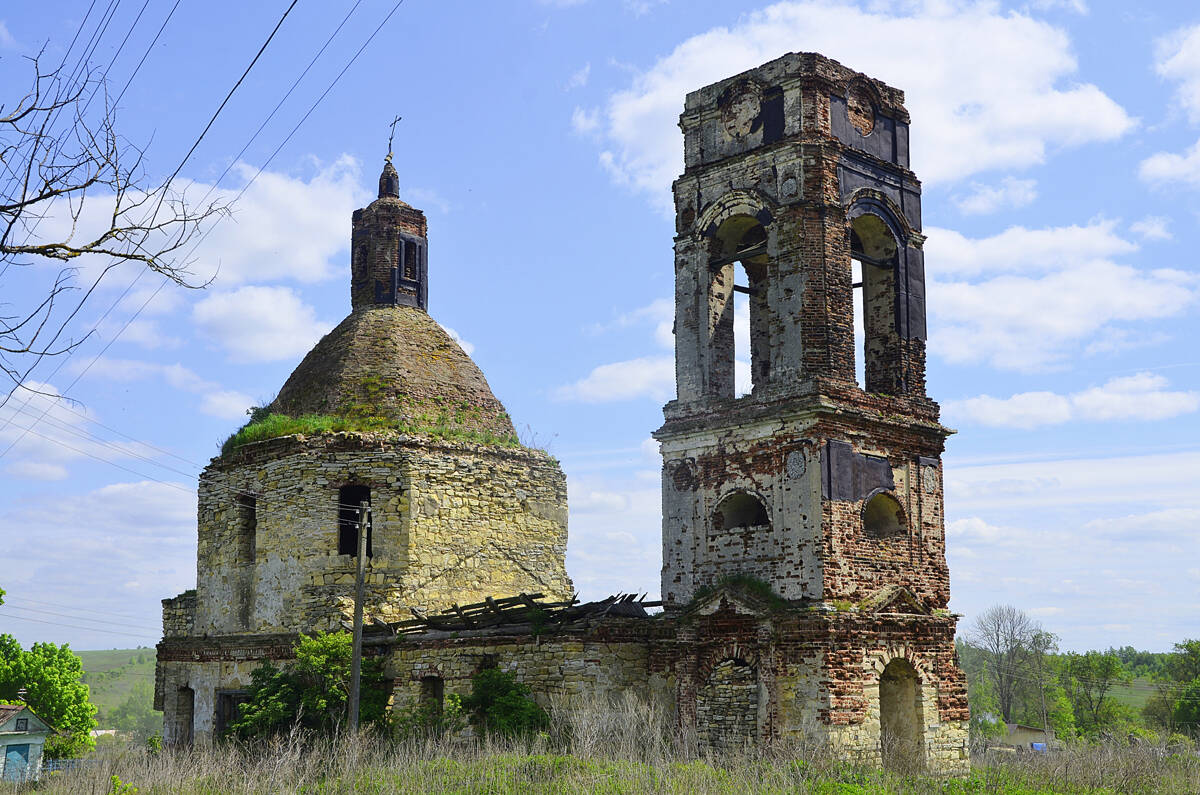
[
  {"left": 22, "top": 696, "right": 1200, "bottom": 795},
  {"left": 76, "top": 649, "right": 156, "bottom": 721}
]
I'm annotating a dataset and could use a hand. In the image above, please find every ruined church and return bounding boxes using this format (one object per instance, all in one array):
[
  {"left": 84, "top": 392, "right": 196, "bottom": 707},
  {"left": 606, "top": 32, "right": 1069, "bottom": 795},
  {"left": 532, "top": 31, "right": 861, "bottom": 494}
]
[{"left": 155, "top": 53, "right": 970, "bottom": 773}]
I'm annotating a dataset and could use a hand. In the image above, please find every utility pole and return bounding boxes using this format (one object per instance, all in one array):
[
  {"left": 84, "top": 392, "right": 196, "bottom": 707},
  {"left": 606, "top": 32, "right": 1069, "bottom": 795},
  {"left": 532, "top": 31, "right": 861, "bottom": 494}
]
[{"left": 348, "top": 500, "right": 369, "bottom": 731}]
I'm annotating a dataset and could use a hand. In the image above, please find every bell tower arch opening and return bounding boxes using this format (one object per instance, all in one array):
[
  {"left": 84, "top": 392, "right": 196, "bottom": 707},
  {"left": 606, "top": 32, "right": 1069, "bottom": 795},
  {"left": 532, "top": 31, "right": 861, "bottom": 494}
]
[
  {"left": 707, "top": 214, "right": 770, "bottom": 398},
  {"left": 849, "top": 212, "right": 900, "bottom": 394}
]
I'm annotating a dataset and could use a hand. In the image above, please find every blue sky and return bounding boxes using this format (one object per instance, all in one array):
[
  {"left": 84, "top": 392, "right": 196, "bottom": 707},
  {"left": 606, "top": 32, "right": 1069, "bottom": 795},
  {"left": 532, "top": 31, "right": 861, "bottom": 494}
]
[{"left": 0, "top": 0, "right": 1196, "bottom": 653}]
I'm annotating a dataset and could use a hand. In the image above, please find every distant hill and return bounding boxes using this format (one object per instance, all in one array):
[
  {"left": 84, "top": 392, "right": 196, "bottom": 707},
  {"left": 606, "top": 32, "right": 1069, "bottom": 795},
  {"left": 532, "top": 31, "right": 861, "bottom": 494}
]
[{"left": 77, "top": 647, "right": 157, "bottom": 732}]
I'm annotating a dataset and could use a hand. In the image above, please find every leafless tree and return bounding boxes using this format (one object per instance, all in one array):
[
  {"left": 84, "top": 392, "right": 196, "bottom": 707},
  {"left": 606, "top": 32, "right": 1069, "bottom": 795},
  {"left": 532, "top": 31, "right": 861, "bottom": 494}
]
[
  {"left": 0, "top": 51, "right": 224, "bottom": 399},
  {"left": 967, "top": 604, "right": 1044, "bottom": 722}
]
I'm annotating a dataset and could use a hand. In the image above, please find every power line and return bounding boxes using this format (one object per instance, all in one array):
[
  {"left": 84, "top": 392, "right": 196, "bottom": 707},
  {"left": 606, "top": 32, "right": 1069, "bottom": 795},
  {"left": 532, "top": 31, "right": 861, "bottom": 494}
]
[
  {"left": 155, "top": 0, "right": 301, "bottom": 203},
  {"left": 0, "top": 612, "right": 156, "bottom": 641},
  {"left": 2, "top": 605, "right": 160, "bottom": 634},
  {"left": 6, "top": 595, "right": 156, "bottom": 623}
]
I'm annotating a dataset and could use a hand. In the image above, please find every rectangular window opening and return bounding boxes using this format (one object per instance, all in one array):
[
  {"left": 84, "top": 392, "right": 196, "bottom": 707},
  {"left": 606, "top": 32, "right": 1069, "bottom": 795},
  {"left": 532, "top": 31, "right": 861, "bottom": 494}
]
[
  {"left": 338, "top": 485, "right": 372, "bottom": 557},
  {"left": 851, "top": 257, "right": 865, "bottom": 388},
  {"left": 237, "top": 494, "right": 257, "bottom": 564}
]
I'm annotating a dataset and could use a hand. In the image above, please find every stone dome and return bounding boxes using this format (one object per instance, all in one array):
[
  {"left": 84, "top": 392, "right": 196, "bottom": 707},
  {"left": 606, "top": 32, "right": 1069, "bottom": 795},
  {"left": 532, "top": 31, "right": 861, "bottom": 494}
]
[{"left": 269, "top": 304, "right": 516, "bottom": 441}]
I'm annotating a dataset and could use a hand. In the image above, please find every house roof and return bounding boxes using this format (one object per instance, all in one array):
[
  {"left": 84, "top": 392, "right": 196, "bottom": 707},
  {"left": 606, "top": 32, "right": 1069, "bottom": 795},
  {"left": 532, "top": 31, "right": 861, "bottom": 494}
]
[{"left": 0, "top": 704, "right": 53, "bottom": 733}]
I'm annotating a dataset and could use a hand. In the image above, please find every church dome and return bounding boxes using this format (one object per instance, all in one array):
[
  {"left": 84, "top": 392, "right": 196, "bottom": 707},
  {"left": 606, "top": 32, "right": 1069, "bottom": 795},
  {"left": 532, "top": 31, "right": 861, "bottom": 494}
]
[
  {"left": 269, "top": 304, "right": 516, "bottom": 441},
  {"left": 255, "top": 158, "right": 516, "bottom": 445}
]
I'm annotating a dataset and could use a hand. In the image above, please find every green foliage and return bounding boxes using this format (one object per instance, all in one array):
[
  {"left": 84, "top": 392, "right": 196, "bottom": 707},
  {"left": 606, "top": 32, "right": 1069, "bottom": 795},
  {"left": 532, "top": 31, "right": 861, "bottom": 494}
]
[
  {"left": 1059, "top": 650, "right": 1130, "bottom": 735},
  {"left": 229, "top": 631, "right": 389, "bottom": 738},
  {"left": 108, "top": 680, "right": 159, "bottom": 739},
  {"left": 108, "top": 774, "right": 139, "bottom": 794},
  {"left": 461, "top": 668, "right": 549, "bottom": 737},
  {"left": 1172, "top": 678, "right": 1200, "bottom": 735},
  {"left": 221, "top": 412, "right": 520, "bottom": 455},
  {"left": 0, "top": 634, "right": 97, "bottom": 757},
  {"left": 389, "top": 693, "right": 466, "bottom": 740}
]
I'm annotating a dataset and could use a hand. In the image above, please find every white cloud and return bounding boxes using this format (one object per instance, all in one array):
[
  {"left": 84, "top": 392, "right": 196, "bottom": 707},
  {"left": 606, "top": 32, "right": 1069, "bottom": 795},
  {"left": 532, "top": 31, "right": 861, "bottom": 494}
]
[
  {"left": 0, "top": 21, "right": 18, "bottom": 49},
  {"left": 192, "top": 286, "right": 334, "bottom": 363},
  {"left": 953, "top": 177, "right": 1038, "bottom": 215},
  {"left": 75, "top": 357, "right": 253, "bottom": 420},
  {"left": 945, "top": 373, "right": 1200, "bottom": 429},
  {"left": 5, "top": 461, "right": 69, "bottom": 481},
  {"left": 588, "top": 0, "right": 1133, "bottom": 212},
  {"left": 572, "top": 106, "right": 601, "bottom": 136},
  {"left": 554, "top": 355, "right": 674, "bottom": 402},
  {"left": 566, "top": 63, "right": 591, "bottom": 90},
  {"left": 0, "top": 381, "right": 164, "bottom": 481},
  {"left": 946, "top": 449, "right": 1200, "bottom": 512},
  {"left": 926, "top": 219, "right": 1136, "bottom": 277},
  {"left": 441, "top": 325, "right": 476, "bottom": 355},
  {"left": 182, "top": 156, "right": 367, "bottom": 286},
  {"left": 593, "top": 297, "right": 673, "bottom": 349},
  {"left": 1130, "top": 216, "right": 1172, "bottom": 241},
  {"left": 1156, "top": 23, "right": 1200, "bottom": 124},
  {"left": 1139, "top": 138, "right": 1200, "bottom": 187},
  {"left": 1085, "top": 508, "right": 1200, "bottom": 543},
  {"left": 925, "top": 220, "right": 1196, "bottom": 371},
  {"left": 1027, "top": 0, "right": 1087, "bottom": 13},
  {"left": 0, "top": 480, "right": 196, "bottom": 646}
]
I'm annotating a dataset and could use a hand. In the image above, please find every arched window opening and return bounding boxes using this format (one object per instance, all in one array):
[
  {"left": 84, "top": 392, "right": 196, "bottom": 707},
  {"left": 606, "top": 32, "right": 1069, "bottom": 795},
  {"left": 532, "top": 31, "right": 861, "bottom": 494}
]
[
  {"left": 338, "top": 485, "right": 372, "bottom": 557},
  {"left": 879, "top": 658, "right": 924, "bottom": 771},
  {"left": 709, "top": 216, "right": 770, "bottom": 398},
  {"left": 863, "top": 491, "right": 905, "bottom": 538},
  {"left": 849, "top": 213, "right": 899, "bottom": 393},
  {"left": 713, "top": 491, "right": 770, "bottom": 532}
]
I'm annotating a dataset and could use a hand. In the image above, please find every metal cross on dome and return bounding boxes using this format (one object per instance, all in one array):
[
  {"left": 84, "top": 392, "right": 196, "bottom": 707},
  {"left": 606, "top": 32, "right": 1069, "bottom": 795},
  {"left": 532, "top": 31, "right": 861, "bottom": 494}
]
[{"left": 386, "top": 115, "right": 402, "bottom": 163}]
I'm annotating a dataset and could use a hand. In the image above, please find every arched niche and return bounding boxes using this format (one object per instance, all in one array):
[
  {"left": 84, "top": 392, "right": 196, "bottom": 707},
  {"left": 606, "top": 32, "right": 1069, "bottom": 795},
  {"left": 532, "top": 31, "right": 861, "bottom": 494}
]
[
  {"left": 879, "top": 657, "right": 925, "bottom": 772},
  {"left": 862, "top": 490, "right": 906, "bottom": 538}
]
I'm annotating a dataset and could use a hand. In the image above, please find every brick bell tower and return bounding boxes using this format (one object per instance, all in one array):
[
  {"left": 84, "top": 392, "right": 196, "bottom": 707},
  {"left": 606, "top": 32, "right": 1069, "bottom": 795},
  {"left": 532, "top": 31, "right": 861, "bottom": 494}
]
[{"left": 656, "top": 52, "right": 949, "bottom": 614}]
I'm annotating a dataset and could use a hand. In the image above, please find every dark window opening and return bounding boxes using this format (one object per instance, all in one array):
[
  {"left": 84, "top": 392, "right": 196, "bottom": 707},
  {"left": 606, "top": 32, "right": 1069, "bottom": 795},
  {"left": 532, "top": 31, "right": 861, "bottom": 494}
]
[
  {"left": 237, "top": 494, "right": 257, "bottom": 564},
  {"left": 420, "top": 676, "right": 444, "bottom": 717},
  {"left": 863, "top": 491, "right": 906, "bottom": 538},
  {"left": 338, "top": 485, "right": 372, "bottom": 557},
  {"left": 713, "top": 491, "right": 770, "bottom": 532},
  {"left": 403, "top": 240, "right": 419, "bottom": 280},
  {"left": 14, "top": 717, "right": 28, "bottom": 731},
  {"left": 215, "top": 690, "right": 249, "bottom": 736}
]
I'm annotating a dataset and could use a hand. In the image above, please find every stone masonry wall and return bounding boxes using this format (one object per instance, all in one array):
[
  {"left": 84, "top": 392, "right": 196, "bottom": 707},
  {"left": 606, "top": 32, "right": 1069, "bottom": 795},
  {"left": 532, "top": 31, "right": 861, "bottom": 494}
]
[{"left": 193, "top": 433, "right": 572, "bottom": 636}]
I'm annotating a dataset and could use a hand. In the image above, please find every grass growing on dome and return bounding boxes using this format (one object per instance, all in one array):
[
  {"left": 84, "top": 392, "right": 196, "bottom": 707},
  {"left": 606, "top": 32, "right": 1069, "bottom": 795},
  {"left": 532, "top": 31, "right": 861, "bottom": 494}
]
[{"left": 221, "top": 412, "right": 520, "bottom": 455}]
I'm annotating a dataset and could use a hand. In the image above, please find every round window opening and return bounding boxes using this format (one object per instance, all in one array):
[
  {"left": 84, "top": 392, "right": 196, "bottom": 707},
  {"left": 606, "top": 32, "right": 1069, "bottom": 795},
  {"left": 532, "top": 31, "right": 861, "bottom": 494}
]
[{"left": 863, "top": 492, "right": 905, "bottom": 538}]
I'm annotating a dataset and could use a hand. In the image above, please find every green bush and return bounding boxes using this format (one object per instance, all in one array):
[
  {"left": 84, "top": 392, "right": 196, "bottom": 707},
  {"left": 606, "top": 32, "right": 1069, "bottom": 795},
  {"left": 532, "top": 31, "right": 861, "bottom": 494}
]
[
  {"left": 228, "top": 631, "right": 389, "bottom": 738},
  {"left": 461, "top": 668, "right": 549, "bottom": 737}
]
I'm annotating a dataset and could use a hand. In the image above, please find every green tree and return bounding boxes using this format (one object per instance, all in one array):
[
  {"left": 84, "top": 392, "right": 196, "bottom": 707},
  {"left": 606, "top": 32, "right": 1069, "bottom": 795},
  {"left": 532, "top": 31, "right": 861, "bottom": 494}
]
[
  {"left": 1060, "top": 651, "right": 1129, "bottom": 735},
  {"left": 229, "top": 631, "right": 388, "bottom": 738},
  {"left": 0, "top": 635, "right": 98, "bottom": 757},
  {"left": 1172, "top": 678, "right": 1200, "bottom": 737},
  {"left": 109, "top": 680, "right": 160, "bottom": 740},
  {"left": 462, "top": 668, "right": 549, "bottom": 737}
]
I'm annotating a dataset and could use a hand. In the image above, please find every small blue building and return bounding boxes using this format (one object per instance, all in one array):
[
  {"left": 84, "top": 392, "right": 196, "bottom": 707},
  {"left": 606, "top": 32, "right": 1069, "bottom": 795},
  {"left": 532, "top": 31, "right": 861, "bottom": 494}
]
[{"left": 0, "top": 704, "right": 53, "bottom": 783}]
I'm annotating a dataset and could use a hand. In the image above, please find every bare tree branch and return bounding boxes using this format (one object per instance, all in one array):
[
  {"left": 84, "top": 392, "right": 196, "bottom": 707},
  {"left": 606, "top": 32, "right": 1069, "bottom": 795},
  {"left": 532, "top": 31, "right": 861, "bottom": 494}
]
[{"left": 1, "top": 52, "right": 226, "bottom": 398}]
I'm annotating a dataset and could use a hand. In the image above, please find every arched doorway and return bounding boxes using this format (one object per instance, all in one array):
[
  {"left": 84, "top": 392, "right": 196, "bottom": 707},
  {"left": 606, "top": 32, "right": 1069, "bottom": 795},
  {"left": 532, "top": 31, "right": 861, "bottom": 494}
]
[
  {"left": 696, "top": 658, "right": 758, "bottom": 753},
  {"left": 879, "top": 658, "right": 924, "bottom": 771}
]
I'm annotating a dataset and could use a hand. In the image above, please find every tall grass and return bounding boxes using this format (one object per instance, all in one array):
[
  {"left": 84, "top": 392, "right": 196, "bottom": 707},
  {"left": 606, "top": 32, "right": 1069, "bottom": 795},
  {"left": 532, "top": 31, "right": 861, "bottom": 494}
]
[{"left": 24, "top": 695, "right": 1200, "bottom": 794}]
